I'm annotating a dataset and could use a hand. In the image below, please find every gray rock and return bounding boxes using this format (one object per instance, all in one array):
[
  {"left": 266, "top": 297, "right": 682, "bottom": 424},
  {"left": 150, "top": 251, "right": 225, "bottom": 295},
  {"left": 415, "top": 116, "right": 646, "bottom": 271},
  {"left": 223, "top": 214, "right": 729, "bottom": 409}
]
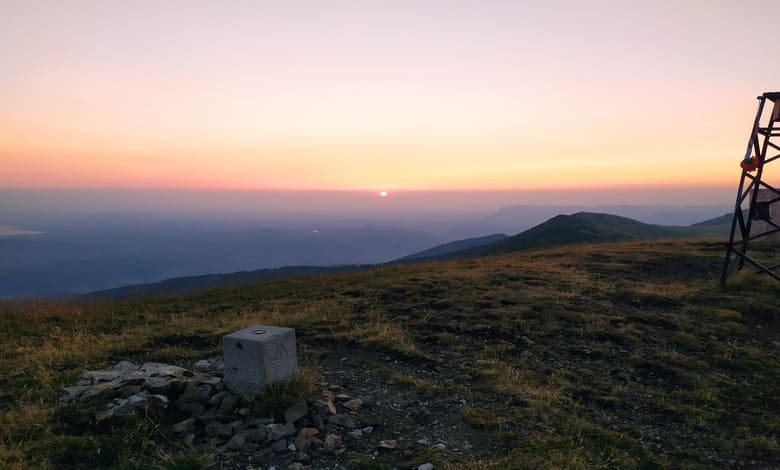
[
  {"left": 323, "top": 433, "right": 343, "bottom": 452},
  {"left": 219, "top": 393, "right": 241, "bottom": 414},
  {"left": 175, "top": 401, "right": 204, "bottom": 415},
  {"left": 267, "top": 422, "right": 297, "bottom": 441},
  {"left": 342, "top": 398, "right": 363, "bottom": 411},
  {"left": 113, "top": 361, "right": 140, "bottom": 371},
  {"left": 225, "top": 433, "right": 246, "bottom": 450},
  {"left": 251, "top": 448, "right": 274, "bottom": 465},
  {"left": 251, "top": 417, "right": 275, "bottom": 426},
  {"left": 99, "top": 392, "right": 150, "bottom": 419},
  {"left": 118, "top": 371, "right": 146, "bottom": 386},
  {"left": 314, "top": 399, "right": 337, "bottom": 416},
  {"left": 58, "top": 385, "right": 88, "bottom": 403},
  {"left": 328, "top": 413, "right": 356, "bottom": 428},
  {"left": 178, "top": 383, "right": 203, "bottom": 402},
  {"left": 205, "top": 421, "right": 234, "bottom": 438},
  {"left": 270, "top": 438, "right": 289, "bottom": 453},
  {"left": 81, "top": 369, "right": 123, "bottom": 384},
  {"left": 193, "top": 359, "right": 213, "bottom": 370},
  {"left": 346, "top": 429, "right": 363, "bottom": 440},
  {"left": 361, "top": 414, "right": 383, "bottom": 426},
  {"left": 418, "top": 464, "right": 434, "bottom": 470},
  {"left": 145, "top": 376, "right": 171, "bottom": 394},
  {"left": 140, "top": 362, "right": 191, "bottom": 378},
  {"left": 309, "top": 412, "right": 323, "bottom": 428},
  {"left": 241, "top": 427, "right": 267, "bottom": 443},
  {"left": 118, "top": 385, "right": 142, "bottom": 398},
  {"left": 299, "top": 427, "right": 320, "bottom": 437},
  {"left": 209, "top": 390, "right": 229, "bottom": 405},
  {"left": 294, "top": 435, "right": 311, "bottom": 452},
  {"left": 378, "top": 439, "right": 398, "bottom": 450},
  {"left": 229, "top": 420, "right": 243, "bottom": 434},
  {"left": 197, "top": 374, "right": 223, "bottom": 390},
  {"left": 295, "top": 452, "right": 311, "bottom": 463},
  {"left": 284, "top": 400, "right": 308, "bottom": 423},
  {"left": 149, "top": 394, "right": 169, "bottom": 408},
  {"left": 171, "top": 418, "right": 195, "bottom": 435}
]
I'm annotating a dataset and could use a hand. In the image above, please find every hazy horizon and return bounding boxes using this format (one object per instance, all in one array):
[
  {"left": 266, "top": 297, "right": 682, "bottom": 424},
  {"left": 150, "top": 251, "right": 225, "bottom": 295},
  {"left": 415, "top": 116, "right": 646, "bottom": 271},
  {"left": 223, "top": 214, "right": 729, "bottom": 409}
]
[{"left": 1, "top": 185, "right": 736, "bottom": 220}]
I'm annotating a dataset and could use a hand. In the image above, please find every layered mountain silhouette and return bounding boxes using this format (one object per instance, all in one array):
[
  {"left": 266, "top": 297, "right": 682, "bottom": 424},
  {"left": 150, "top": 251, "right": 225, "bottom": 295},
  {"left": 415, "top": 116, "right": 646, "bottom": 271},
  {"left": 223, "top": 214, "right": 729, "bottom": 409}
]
[{"left": 86, "top": 212, "right": 731, "bottom": 299}]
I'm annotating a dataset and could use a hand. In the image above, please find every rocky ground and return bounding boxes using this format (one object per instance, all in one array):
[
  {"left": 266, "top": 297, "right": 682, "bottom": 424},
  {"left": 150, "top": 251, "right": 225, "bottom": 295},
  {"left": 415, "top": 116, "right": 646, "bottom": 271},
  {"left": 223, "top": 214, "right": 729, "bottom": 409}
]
[{"left": 57, "top": 345, "right": 503, "bottom": 470}]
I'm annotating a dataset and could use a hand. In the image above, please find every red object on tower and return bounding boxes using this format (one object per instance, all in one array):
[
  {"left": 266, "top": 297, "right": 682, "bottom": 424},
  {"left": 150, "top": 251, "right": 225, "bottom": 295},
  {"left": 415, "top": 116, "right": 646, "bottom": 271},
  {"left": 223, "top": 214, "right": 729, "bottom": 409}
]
[{"left": 740, "top": 156, "right": 759, "bottom": 172}]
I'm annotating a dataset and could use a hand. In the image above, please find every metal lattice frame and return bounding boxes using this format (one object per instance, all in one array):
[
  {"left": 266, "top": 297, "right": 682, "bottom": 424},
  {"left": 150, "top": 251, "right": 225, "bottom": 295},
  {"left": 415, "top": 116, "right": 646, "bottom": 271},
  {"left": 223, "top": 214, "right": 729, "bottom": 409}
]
[{"left": 721, "top": 92, "right": 780, "bottom": 285}]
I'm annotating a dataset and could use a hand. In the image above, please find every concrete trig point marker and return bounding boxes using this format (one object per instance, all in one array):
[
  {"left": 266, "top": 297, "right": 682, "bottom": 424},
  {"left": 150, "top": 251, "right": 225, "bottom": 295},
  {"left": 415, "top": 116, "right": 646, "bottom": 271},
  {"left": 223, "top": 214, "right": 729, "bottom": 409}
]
[{"left": 223, "top": 325, "right": 297, "bottom": 399}]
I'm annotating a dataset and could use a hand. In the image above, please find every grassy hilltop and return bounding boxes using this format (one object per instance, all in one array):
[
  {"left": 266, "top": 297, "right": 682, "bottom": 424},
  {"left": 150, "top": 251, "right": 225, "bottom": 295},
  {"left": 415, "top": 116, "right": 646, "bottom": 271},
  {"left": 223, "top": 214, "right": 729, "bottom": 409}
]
[{"left": 1, "top": 239, "right": 779, "bottom": 469}]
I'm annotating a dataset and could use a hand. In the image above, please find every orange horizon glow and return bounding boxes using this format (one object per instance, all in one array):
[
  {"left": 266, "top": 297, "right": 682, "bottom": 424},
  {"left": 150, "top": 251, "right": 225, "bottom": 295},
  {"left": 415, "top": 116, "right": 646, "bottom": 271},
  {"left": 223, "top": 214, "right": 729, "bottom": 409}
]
[{"left": 2, "top": 1, "right": 778, "bottom": 193}]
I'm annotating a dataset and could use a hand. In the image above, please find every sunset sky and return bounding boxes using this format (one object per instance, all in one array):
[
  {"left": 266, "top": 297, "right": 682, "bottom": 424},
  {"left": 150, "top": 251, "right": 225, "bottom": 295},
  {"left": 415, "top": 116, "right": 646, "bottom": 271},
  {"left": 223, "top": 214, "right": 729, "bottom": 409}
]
[{"left": 2, "top": 0, "right": 779, "bottom": 192}]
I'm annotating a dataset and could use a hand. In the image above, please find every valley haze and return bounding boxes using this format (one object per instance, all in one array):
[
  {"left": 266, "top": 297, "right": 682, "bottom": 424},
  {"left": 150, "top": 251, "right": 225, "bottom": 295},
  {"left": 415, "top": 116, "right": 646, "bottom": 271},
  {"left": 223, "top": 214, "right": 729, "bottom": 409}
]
[{"left": 0, "top": 188, "right": 734, "bottom": 298}]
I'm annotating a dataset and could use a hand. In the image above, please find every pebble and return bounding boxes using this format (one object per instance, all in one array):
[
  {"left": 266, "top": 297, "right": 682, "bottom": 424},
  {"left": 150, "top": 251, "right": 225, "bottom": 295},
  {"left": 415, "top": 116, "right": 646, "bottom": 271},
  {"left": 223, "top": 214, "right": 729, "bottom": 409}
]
[
  {"left": 324, "top": 433, "right": 343, "bottom": 452},
  {"left": 342, "top": 398, "right": 363, "bottom": 411},
  {"left": 378, "top": 439, "right": 398, "bottom": 449},
  {"left": 328, "top": 413, "right": 356, "bottom": 428},
  {"left": 225, "top": 434, "right": 246, "bottom": 451},
  {"left": 284, "top": 400, "right": 308, "bottom": 423}
]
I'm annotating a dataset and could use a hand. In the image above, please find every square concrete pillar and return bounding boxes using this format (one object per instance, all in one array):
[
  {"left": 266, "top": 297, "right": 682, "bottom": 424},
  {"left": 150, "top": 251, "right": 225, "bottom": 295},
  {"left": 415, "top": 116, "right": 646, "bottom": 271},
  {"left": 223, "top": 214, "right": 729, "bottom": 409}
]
[{"left": 223, "top": 325, "right": 297, "bottom": 399}]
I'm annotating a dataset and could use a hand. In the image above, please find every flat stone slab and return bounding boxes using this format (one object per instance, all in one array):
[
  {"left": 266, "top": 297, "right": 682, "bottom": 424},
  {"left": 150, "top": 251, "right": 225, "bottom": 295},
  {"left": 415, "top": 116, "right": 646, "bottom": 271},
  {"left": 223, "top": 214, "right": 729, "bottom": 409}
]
[{"left": 223, "top": 324, "right": 297, "bottom": 399}]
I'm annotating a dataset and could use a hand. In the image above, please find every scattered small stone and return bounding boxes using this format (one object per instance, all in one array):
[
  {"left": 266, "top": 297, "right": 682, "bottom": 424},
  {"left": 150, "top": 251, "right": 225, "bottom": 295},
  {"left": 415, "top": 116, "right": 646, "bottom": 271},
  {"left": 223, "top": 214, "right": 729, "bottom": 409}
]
[
  {"left": 294, "top": 435, "right": 311, "bottom": 452},
  {"left": 335, "top": 393, "right": 352, "bottom": 401},
  {"left": 378, "top": 439, "right": 398, "bottom": 450},
  {"left": 209, "top": 390, "right": 229, "bottom": 405},
  {"left": 270, "top": 439, "right": 289, "bottom": 453},
  {"left": 361, "top": 426, "right": 374, "bottom": 435},
  {"left": 328, "top": 413, "right": 356, "bottom": 428},
  {"left": 299, "top": 427, "right": 320, "bottom": 438},
  {"left": 323, "top": 433, "right": 343, "bottom": 452},
  {"left": 342, "top": 398, "right": 363, "bottom": 411},
  {"left": 267, "top": 423, "right": 297, "bottom": 441},
  {"left": 241, "top": 427, "right": 268, "bottom": 443},
  {"left": 285, "top": 400, "right": 308, "bottom": 423},
  {"left": 206, "top": 422, "right": 233, "bottom": 438},
  {"left": 171, "top": 418, "right": 195, "bottom": 435},
  {"left": 433, "top": 443, "right": 447, "bottom": 451},
  {"left": 418, "top": 463, "right": 434, "bottom": 470},
  {"left": 361, "top": 414, "right": 383, "bottom": 426},
  {"left": 251, "top": 448, "right": 273, "bottom": 465},
  {"left": 226, "top": 433, "right": 246, "bottom": 450},
  {"left": 346, "top": 429, "right": 363, "bottom": 440},
  {"left": 219, "top": 393, "right": 241, "bottom": 414}
]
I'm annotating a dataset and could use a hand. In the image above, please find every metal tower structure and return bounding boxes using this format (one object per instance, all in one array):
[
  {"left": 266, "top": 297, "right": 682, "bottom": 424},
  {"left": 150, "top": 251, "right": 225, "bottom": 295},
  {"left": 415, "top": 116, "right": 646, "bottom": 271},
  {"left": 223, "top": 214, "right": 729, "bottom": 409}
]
[{"left": 721, "top": 92, "right": 780, "bottom": 285}]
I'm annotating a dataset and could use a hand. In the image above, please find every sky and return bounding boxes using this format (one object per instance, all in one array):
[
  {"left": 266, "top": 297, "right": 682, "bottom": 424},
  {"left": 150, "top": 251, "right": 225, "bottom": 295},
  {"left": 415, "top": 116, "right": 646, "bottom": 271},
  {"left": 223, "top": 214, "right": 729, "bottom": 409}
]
[{"left": 2, "top": 0, "right": 779, "bottom": 193}]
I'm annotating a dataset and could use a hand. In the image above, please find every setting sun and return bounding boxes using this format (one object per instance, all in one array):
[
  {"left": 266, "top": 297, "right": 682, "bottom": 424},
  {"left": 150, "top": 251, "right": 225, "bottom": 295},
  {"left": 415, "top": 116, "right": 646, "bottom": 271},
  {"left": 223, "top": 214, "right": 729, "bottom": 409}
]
[{"left": 379, "top": 191, "right": 388, "bottom": 197}]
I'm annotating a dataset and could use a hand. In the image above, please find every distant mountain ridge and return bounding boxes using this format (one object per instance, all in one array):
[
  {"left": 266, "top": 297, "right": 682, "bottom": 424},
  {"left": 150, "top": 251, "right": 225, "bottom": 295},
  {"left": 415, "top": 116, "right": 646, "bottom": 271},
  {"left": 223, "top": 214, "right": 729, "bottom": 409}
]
[
  {"left": 414, "top": 212, "right": 684, "bottom": 260},
  {"left": 85, "top": 211, "right": 732, "bottom": 299},
  {"left": 394, "top": 233, "right": 508, "bottom": 262},
  {"left": 84, "top": 265, "right": 368, "bottom": 300}
]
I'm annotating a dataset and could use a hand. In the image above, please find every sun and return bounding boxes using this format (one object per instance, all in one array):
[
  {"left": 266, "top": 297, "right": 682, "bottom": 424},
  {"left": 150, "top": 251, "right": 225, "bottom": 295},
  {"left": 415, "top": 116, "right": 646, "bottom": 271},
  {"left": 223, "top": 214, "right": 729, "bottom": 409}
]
[{"left": 379, "top": 191, "right": 388, "bottom": 197}]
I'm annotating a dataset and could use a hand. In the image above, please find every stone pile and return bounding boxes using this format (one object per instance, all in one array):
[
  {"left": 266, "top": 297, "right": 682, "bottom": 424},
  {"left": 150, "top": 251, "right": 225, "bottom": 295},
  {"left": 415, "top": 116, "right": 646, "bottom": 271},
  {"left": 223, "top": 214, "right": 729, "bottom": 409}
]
[{"left": 57, "top": 360, "right": 399, "bottom": 468}]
